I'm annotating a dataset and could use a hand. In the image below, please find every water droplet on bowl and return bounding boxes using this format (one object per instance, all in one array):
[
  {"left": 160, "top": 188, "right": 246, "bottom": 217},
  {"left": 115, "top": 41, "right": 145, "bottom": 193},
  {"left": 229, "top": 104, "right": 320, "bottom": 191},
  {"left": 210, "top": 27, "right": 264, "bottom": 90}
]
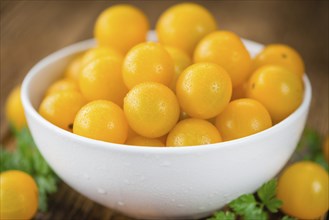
[
  {"left": 97, "top": 188, "right": 107, "bottom": 195},
  {"left": 117, "top": 201, "right": 125, "bottom": 206},
  {"left": 199, "top": 206, "right": 205, "bottom": 211}
]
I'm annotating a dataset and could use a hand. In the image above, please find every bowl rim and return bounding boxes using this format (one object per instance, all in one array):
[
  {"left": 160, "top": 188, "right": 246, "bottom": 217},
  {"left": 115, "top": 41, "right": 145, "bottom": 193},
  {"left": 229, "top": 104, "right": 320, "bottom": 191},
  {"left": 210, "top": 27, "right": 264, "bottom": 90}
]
[{"left": 21, "top": 38, "right": 312, "bottom": 154}]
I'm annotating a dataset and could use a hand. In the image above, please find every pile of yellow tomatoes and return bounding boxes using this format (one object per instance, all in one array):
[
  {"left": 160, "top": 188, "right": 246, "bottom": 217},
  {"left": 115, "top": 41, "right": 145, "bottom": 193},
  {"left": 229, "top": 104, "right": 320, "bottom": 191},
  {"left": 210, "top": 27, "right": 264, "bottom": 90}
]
[{"left": 38, "top": 3, "right": 304, "bottom": 147}]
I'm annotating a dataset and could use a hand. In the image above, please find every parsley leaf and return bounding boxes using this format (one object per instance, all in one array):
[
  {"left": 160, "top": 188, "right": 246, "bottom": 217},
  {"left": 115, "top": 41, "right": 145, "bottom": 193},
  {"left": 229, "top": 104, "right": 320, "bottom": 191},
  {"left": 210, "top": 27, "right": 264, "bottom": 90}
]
[
  {"left": 207, "top": 211, "right": 236, "bottom": 220},
  {"left": 0, "top": 128, "right": 59, "bottom": 211},
  {"left": 257, "top": 179, "right": 282, "bottom": 213},
  {"left": 229, "top": 194, "right": 257, "bottom": 215},
  {"left": 206, "top": 129, "right": 324, "bottom": 220},
  {"left": 208, "top": 179, "right": 291, "bottom": 220},
  {"left": 244, "top": 207, "right": 267, "bottom": 220}
]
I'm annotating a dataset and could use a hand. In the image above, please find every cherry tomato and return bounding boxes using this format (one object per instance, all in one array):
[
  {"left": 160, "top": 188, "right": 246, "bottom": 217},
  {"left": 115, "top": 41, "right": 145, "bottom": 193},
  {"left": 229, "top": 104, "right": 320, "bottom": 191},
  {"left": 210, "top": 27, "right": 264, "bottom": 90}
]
[
  {"left": 247, "top": 65, "right": 303, "bottom": 123},
  {"left": 215, "top": 98, "right": 272, "bottom": 141},
  {"left": 0, "top": 170, "right": 38, "bottom": 220},
  {"left": 73, "top": 100, "right": 128, "bottom": 144},
  {"left": 94, "top": 5, "right": 149, "bottom": 54},
  {"left": 253, "top": 44, "right": 305, "bottom": 78},
  {"left": 277, "top": 161, "right": 329, "bottom": 219},
  {"left": 5, "top": 86, "right": 27, "bottom": 131},
  {"left": 156, "top": 3, "right": 217, "bottom": 56},
  {"left": 166, "top": 118, "right": 222, "bottom": 147}
]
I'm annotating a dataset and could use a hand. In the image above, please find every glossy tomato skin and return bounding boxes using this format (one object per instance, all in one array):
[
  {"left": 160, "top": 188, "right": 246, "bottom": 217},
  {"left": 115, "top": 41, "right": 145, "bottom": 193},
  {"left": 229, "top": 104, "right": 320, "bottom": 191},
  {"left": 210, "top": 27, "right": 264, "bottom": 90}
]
[
  {"left": 277, "top": 161, "right": 329, "bottom": 219},
  {"left": 73, "top": 100, "right": 128, "bottom": 144},
  {"left": 0, "top": 170, "right": 38, "bottom": 220},
  {"left": 156, "top": 3, "right": 217, "bottom": 56},
  {"left": 124, "top": 82, "right": 180, "bottom": 138},
  {"left": 176, "top": 63, "right": 232, "bottom": 119},
  {"left": 166, "top": 118, "right": 222, "bottom": 147},
  {"left": 194, "top": 31, "right": 252, "bottom": 88},
  {"left": 215, "top": 98, "right": 272, "bottom": 141},
  {"left": 94, "top": 5, "right": 149, "bottom": 54},
  {"left": 246, "top": 65, "right": 303, "bottom": 124},
  {"left": 5, "top": 86, "right": 27, "bottom": 131},
  {"left": 252, "top": 44, "right": 305, "bottom": 78}
]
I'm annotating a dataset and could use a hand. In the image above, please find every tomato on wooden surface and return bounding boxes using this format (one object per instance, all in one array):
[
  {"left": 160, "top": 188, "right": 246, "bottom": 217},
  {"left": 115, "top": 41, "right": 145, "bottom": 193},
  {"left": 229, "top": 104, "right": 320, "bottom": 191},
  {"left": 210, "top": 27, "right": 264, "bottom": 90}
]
[
  {"left": 0, "top": 170, "right": 38, "bottom": 220},
  {"left": 5, "top": 86, "right": 27, "bottom": 131},
  {"left": 277, "top": 161, "right": 329, "bottom": 219}
]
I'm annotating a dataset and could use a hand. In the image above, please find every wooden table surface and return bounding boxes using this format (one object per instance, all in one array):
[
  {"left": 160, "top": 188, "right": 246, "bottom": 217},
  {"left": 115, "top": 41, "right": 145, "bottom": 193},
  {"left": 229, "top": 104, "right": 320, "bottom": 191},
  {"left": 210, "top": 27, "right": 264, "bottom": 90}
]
[{"left": 1, "top": 1, "right": 328, "bottom": 220}]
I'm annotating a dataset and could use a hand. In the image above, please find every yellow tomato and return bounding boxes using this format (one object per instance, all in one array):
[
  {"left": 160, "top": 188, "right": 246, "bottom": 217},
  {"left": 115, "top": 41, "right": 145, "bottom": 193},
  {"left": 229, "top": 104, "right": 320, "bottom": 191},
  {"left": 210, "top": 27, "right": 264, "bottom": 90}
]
[
  {"left": 247, "top": 65, "right": 303, "bottom": 124},
  {"left": 81, "top": 47, "right": 123, "bottom": 67},
  {"left": 122, "top": 42, "right": 174, "bottom": 89},
  {"left": 73, "top": 100, "right": 128, "bottom": 144},
  {"left": 253, "top": 44, "right": 305, "bottom": 78},
  {"left": 5, "top": 86, "right": 27, "bottom": 131},
  {"left": 94, "top": 4, "right": 149, "bottom": 54},
  {"left": 0, "top": 170, "right": 38, "bottom": 220},
  {"left": 176, "top": 63, "right": 232, "bottom": 119},
  {"left": 277, "top": 161, "right": 329, "bottom": 219},
  {"left": 164, "top": 46, "right": 192, "bottom": 92},
  {"left": 215, "top": 98, "right": 272, "bottom": 141},
  {"left": 39, "top": 91, "right": 87, "bottom": 131},
  {"left": 125, "top": 135, "right": 165, "bottom": 147},
  {"left": 166, "top": 118, "right": 222, "bottom": 147},
  {"left": 64, "top": 53, "right": 84, "bottom": 81},
  {"left": 45, "top": 78, "right": 79, "bottom": 96},
  {"left": 124, "top": 82, "right": 180, "bottom": 138},
  {"left": 79, "top": 56, "right": 128, "bottom": 106},
  {"left": 156, "top": 3, "right": 217, "bottom": 55},
  {"left": 194, "top": 31, "right": 252, "bottom": 87}
]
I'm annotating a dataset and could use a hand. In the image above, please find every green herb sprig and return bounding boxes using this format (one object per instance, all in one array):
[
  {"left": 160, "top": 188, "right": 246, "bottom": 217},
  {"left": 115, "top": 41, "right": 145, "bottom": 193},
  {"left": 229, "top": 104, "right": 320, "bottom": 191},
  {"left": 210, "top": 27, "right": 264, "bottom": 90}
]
[
  {"left": 0, "top": 128, "right": 59, "bottom": 211},
  {"left": 208, "top": 127, "right": 329, "bottom": 220},
  {"left": 207, "top": 179, "right": 295, "bottom": 220}
]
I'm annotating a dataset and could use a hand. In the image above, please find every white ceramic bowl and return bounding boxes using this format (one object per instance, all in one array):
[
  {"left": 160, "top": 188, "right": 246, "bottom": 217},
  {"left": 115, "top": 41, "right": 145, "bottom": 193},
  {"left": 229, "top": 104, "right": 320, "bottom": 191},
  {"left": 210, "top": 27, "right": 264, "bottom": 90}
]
[{"left": 21, "top": 32, "right": 311, "bottom": 219}]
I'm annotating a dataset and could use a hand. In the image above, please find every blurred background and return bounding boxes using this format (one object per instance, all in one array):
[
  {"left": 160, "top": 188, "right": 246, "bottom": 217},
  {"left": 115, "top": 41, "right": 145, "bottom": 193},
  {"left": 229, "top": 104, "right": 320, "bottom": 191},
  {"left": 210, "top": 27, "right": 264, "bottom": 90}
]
[{"left": 0, "top": 1, "right": 328, "bottom": 219}]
